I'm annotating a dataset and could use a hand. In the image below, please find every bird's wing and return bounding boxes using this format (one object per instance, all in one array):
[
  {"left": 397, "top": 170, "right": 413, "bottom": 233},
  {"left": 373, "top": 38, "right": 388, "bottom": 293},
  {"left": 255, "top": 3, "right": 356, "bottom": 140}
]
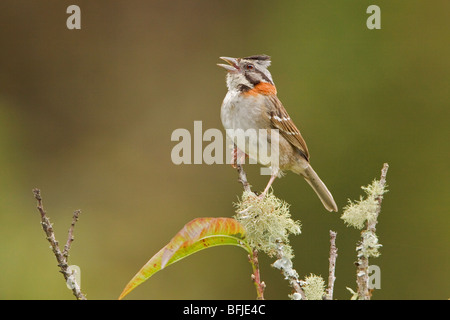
[{"left": 265, "top": 95, "right": 310, "bottom": 161}]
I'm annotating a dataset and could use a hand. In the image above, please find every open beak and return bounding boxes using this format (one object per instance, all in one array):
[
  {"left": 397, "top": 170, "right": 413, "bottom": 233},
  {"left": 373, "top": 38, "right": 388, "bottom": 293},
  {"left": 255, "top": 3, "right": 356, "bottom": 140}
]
[{"left": 217, "top": 56, "right": 239, "bottom": 72}]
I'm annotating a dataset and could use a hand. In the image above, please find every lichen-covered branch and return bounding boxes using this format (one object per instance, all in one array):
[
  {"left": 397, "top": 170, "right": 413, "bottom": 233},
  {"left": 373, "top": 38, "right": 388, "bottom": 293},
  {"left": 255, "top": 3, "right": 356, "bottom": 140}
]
[
  {"left": 234, "top": 163, "right": 304, "bottom": 300},
  {"left": 272, "top": 240, "right": 306, "bottom": 300},
  {"left": 341, "top": 163, "right": 389, "bottom": 300},
  {"left": 369, "top": 163, "right": 389, "bottom": 234},
  {"left": 234, "top": 162, "right": 396, "bottom": 301},
  {"left": 356, "top": 163, "right": 388, "bottom": 300},
  {"left": 234, "top": 164, "right": 265, "bottom": 299},
  {"left": 32, "top": 188, "right": 86, "bottom": 300}
]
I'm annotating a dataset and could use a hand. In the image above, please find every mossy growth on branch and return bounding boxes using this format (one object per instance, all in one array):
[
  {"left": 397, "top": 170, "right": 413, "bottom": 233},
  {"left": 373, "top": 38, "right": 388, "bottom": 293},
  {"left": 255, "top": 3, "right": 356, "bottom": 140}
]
[
  {"left": 341, "top": 179, "right": 388, "bottom": 229},
  {"left": 234, "top": 191, "right": 301, "bottom": 259}
]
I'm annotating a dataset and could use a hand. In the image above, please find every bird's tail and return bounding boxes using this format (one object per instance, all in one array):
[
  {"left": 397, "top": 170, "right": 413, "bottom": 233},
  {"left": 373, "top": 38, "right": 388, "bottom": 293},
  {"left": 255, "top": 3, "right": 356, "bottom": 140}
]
[{"left": 301, "top": 164, "right": 338, "bottom": 212}]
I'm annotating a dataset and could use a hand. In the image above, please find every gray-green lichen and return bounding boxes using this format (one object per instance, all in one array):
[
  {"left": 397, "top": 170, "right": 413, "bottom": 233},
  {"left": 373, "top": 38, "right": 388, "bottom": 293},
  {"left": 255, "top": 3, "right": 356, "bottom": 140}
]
[
  {"left": 357, "top": 230, "right": 382, "bottom": 258},
  {"left": 341, "top": 179, "right": 388, "bottom": 229},
  {"left": 302, "top": 274, "right": 326, "bottom": 300},
  {"left": 234, "top": 191, "right": 301, "bottom": 259}
]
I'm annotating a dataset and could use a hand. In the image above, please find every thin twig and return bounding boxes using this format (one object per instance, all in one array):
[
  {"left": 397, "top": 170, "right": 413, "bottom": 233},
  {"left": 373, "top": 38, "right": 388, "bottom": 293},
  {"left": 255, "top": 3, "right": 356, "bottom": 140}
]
[
  {"left": 63, "top": 209, "right": 81, "bottom": 260},
  {"left": 248, "top": 250, "right": 265, "bottom": 300},
  {"left": 356, "top": 163, "right": 389, "bottom": 300},
  {"left": 32, "top": 188, "right": 87, "bottom": 300},
  {"left": 232, "top": 143, "right": 252, "bottom": 192},
  {"left": 236, "top": 163, "right": 251, "bottom": 193},
  {"left": 325, "top": 230, "right": 338, "bottom": 300}
]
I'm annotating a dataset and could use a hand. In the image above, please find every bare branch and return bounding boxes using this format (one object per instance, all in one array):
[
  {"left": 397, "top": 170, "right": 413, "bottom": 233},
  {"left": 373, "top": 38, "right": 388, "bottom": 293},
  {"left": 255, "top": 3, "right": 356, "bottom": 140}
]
[
  {"left": 63, "top": 209, "right": 81, "bottom": 260},
  {"left": 248, "top": 250, "right": 266, "bottom": 300},
  {"left": 32, "top": 188, "right": 87, "bottom": 300},
  {"left": 236, "top": 163, "right": 251, "bottom": 193},
  {"left": 325, "top": 230, "right": 338, "bottom": 300}
]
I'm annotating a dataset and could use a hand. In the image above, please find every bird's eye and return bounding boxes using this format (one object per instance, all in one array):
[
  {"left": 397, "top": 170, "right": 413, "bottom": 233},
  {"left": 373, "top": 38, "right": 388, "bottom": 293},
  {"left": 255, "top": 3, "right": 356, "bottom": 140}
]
[{"left": 246, "top": 64, "right": 254, "bottom": 70}]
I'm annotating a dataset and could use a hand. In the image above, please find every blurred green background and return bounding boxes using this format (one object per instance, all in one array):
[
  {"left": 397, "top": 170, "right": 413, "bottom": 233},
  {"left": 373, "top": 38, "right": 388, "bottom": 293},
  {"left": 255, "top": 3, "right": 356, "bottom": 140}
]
[{"left": 0, "top": 0, "right": 448, "bottom": 300}]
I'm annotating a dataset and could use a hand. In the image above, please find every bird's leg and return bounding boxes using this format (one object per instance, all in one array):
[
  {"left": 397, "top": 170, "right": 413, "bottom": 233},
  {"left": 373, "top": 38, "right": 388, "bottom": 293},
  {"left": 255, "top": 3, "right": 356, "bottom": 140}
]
[{"left": 259, "top": 171, "right": 278, "bottom": 199}]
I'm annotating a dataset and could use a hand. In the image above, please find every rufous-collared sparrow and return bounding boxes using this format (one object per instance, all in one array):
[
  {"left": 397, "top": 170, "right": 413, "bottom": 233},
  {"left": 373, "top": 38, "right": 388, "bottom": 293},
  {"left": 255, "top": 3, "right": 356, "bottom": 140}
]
[{"left": 218, "top": 55, "right": 338, "bottom": 212}]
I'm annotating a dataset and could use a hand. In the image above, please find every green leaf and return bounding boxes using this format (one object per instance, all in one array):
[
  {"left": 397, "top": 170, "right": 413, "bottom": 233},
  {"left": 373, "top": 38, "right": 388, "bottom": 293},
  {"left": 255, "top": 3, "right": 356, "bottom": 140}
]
[{"left": 118, "top": 217, "right": 250, "bottom": 299}]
